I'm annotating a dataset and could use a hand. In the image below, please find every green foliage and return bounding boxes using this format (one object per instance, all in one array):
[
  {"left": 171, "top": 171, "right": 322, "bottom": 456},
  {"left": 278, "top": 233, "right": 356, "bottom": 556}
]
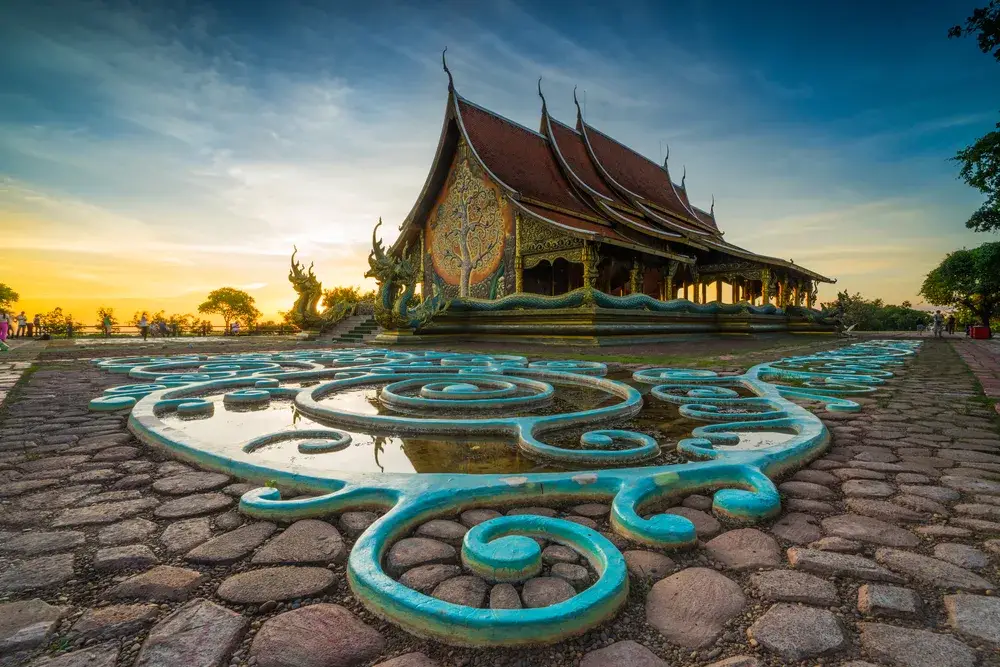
[
  {"left": 41, "top": 307, "right": 83, "bottom": 336},
  {"left": 949, "top": 2, "right": 1000, "bottom": 232},
  {"left": 953, "top": 122, "right": 1000, "bottom": 232},
  {"left": 198, "top": 287, "right": 261, "bottom": 329},
  {"left": 0, "top": 283, "right": 18, "bottom": 311},
  {"left": 96, "top": 306, "right": 118, "bottom": 328},
  {"left": 949, "top": 0, "right": 1000, "bottom": 61},
  {"left": 822, "top": 292, "right": 932, "bottom": 331},
  {"left": 321, "top": 286, "right": 376, "bottom": 309},
  {"left": 920, "top": 242, "right": 1000, "bottom": 329}
]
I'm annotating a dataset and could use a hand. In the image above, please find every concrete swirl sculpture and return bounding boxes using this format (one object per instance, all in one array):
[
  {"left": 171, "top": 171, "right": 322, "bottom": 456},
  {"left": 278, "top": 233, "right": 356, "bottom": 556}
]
[{"left": 87, "top": 340, "right": 917, "bottom": 646}]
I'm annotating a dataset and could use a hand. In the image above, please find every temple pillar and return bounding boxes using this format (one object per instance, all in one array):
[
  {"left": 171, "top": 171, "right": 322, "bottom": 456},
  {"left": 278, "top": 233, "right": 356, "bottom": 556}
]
[
  {"left": 664, "top": 261, "right": 678, "bottom": 302},
  {"left": 804, "top": 280, "right": 815, "bottom": 308},
  {"left": 715, "top": 281, "right": 723, "bottom": 303},
  {"left": 581, "top": 241, "right": 598, "bottom": 289},
  {"left": 629, "top": 260, "right": 642, "bottom": 295},
  {"left": 761, "top": 269, "right": 772, "bottom": 304},
  {"left": 780, "top": 278, "right": 790, "bottom": 307},
  {"left": 732, "top": 281, "right": 740, "bottom": 303},
  {"left": 514, "top": 214, "right": 524, "bottom": 293}
]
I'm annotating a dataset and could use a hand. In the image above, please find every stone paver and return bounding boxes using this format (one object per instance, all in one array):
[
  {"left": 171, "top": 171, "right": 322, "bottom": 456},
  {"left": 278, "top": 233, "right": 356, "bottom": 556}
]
[
  {"left": 622, "top": 550, "right": 674, "bottom": 581},
  {"left": 29, "top": 644, "right": 120, "bottom": 667},
  {"left": 135, "top": 598, "right": 246, "bottom": 667},
  {"left": 153, "top": 492, "right": 231, "bottom": 519},
  {"left": 184, "top": 521, "right": 276, "bottom": 564},
  {"left": 748, "top": 569, "right": 837, "bottom": 605},
  {"left": 645, "top": 567, "right": 745, "bottom": 648},
  {"left": 875, "top": 548, "right": 994, "bottom": 590},
  {"left": 250, "top": 604, "right": 385, "bottom": 667},
  {"left": 858, "top": 622, "right": 976, "bottom": 667},
  {"left": 703, "top": 528, "right": 781, "bottom": 571},
  {"left": 857, "top": 584, "right": 922, "bottom": 619},
  {"left": 0, "top": 553, "right": 75, "bottom": 593},
  {"left": 944, "top": 594, "right": 1000, "bottom": 645},
  {"left": 107, "top": 566, "right": 206, "bottom": 601},
  {"left": 251, "top": 519, "right": 346, "bottom": 565},
  {"left": 159, "top": 516, "right": 212, "bottom": 554},
  {"left": 580, "top": 640, "right": 666, "bottom": 667},
  {"left": 216, "top": 566, "right": 335, "bottom": 603},
  {"left": 94, "top": 544, "right": 158, "bottom": 571},
  {"left": 70, "top": 603, "right": 160, "bottom": 640},
  {"left": 0, "top": 598, "right": 68, "bottom": 652},
  {"left": 747, "top": 603, "right": 846, "bottom": 661}
]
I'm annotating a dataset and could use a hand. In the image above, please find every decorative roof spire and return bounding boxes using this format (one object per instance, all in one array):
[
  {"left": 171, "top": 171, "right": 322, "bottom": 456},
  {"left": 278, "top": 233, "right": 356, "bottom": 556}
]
[
  {"left": 537, "top": 77, "right": 547, "bottom": 112},
  {"left": 664, "top": 143, "right": 670, "bottom": 166},
  {"left": 442, "top": 47, "right": 454, "bottom": 92},
  {"left": 710, "top": 194, "right": 715, "bottom": 215},
  {"left": 681, "top": 166, "right": 686, "bottom": 189}
]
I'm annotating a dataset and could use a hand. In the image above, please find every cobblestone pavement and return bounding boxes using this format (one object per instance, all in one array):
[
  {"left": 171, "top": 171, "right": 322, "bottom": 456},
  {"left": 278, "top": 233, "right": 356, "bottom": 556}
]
[
  {"left": 2, "top": 339, "right": 1000, "bottom": 667},
  {"left": 954, "top": 338, "right": 1000, "bottom": 415}
]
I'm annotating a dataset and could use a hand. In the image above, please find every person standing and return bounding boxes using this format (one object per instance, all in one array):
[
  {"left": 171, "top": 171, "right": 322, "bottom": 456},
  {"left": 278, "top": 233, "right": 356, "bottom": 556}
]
[
  {"left": 0, "top": 311, "right": 9, "bottom": 342},
  {"left": 138, "top": 313, "right": 149, "bottom": 341},
  {"left": 15, "top": 311, "right": 27, "bottom": 338},
  {"left": 102, "top": 313, "right": 113, "bottom": 338},
  {"left": 946, "top": 313, "right": 956, "bottom": 335},
  {"left": 32, "top": 314, "right": 40, "bottom": 337},
  {"left": 932, "top": 310, "right": 944, "bottom": 338}
]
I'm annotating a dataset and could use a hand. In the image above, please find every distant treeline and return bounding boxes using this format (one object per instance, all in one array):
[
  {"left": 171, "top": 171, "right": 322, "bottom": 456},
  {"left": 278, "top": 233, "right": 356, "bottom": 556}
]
[{"left": 823, "top": 292, "right": 933, "bottom": 331}]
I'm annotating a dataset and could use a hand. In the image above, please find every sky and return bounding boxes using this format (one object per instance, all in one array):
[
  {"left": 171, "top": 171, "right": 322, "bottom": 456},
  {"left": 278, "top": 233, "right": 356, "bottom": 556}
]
[{"left": 1, "top": 0, "right": 998, "bottom": 323}]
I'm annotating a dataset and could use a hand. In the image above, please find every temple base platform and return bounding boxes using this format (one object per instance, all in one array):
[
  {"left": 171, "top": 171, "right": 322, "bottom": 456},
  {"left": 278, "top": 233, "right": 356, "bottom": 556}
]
[{"left": 375, "top": 306, "right": 835, "bottom": 346}]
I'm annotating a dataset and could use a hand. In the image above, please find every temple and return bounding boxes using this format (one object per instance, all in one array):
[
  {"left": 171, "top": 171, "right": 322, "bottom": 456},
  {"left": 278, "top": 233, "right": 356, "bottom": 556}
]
[{"left": 372, "top": 54, "right": 836, "bottom": 345}]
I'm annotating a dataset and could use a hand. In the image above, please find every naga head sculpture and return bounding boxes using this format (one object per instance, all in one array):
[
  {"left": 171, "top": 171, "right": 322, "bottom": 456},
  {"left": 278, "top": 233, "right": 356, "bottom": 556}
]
[{"left": 365, "top": 218, "right": 396, "bottom": 283}]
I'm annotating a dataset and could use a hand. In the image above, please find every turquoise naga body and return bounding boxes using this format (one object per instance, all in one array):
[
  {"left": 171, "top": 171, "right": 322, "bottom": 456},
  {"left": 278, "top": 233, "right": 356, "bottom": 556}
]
[
  {"left": 447, "top": 287, "right": 832, "bottom": 319},
  {"left": 86, "top": 340, "right": 917, "bottom": 646}
]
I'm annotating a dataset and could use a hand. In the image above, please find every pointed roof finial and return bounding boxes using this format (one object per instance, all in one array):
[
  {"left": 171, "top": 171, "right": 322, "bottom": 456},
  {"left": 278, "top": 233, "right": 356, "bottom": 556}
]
[
  {"left": 537, "top": 76, "right": 547, "bottom": 112},
  {"left": 442, "top": 47, "right": 454, "bottom": 92},
  {"left": 663, "top": 143, "right": 670, "bottom": 167},
  {"left": 710, "top": 194, "right": 715, "bottom": 215},
  {"left": 681, "top": 166, "right": 686, "bottom": 189}
]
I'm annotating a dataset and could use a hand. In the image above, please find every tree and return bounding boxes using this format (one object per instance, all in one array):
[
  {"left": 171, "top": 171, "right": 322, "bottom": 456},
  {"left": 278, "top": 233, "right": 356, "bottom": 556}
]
[
  {"left": 0, "top": 283, "right": 18, "bottom": 312},
  {"left": 321, "top": 286, "right": 363, "bottom": 309},
  {"left": 821, "top": 292, "right": 932, "bottom": 331},
  {"left": 41, "top": 307, "right": 82, "bottom": 336},
  {"left": 920, "top": 242, "right": 1000, "bottom": 334},
  {"left": 950, "top": 2, "right": 1000, "bottom": 232},
  {"left": 198, "top": 288, "right": 261, "bottom": 332},
  {"left": 96, "top": 307, "right": 119, "bottom": 333}
]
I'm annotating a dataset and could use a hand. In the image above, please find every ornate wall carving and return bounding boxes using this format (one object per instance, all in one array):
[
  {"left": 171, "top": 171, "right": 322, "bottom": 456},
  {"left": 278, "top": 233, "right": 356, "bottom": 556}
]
[{"left": 425, "top": 141, "right": 513, "bottom": 299}]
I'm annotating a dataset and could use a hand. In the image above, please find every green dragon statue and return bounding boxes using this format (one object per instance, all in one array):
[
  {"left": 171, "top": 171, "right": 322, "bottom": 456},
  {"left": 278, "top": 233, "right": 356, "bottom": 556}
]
[
  {"left": 365, "top": 219, "right": 448, "bottom": 330},
  {"left": 287, "top": 246, "right": 354, "bottom": 332}
]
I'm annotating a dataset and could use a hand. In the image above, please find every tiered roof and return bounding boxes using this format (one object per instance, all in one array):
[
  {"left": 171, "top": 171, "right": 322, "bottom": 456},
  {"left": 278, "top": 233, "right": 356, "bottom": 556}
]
[{"left": 394, "top": 58, "right": 832, "bottom": 284}]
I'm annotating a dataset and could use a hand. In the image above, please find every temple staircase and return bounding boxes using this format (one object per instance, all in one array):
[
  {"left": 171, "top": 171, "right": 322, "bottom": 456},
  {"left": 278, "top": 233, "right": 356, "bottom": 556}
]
[{"left": 321, "top": 315, "right": 381, "bottom": 345}]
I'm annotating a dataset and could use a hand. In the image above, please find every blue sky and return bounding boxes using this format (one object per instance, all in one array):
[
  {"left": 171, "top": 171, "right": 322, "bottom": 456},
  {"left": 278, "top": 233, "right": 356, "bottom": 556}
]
[{"left": 1, "top": 0, "right": 998, "bottom": 317}]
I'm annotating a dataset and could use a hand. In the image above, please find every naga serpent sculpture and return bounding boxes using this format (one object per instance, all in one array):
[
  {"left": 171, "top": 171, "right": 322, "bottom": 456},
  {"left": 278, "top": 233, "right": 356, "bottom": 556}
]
[
  {"left": 287, "top": 247, "right": 355, "bottom": 332},
  {"left": 87, "top": 339, "right": 917, "bottom": 646},
  {"left": 365, "top": 219, "right": 448, "bottom": 330}
]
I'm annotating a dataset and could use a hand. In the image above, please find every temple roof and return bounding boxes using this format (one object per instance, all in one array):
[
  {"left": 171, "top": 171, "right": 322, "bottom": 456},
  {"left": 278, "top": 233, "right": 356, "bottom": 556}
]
[{"left": 392, "top": 63, "right": 833, "bottom": 284}]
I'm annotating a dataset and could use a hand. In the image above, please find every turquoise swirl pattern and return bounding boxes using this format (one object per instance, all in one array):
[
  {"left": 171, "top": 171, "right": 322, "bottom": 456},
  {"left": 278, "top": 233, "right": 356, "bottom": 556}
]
[{"left": 87, "top": 340, "right": 918, "bottom": 646}]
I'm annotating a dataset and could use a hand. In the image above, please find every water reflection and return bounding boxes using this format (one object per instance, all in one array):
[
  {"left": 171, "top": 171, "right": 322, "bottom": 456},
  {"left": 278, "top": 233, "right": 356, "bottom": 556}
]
[{"left": 160, "top": 375, "right": 797, "bottom": 475}]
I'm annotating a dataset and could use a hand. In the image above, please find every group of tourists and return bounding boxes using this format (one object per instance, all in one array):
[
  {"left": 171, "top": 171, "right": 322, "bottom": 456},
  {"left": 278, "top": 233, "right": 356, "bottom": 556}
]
[
  {"left": 929, "top": 310, "right": 957, "bottom": 337},
  {"left": 0, "top": 311, "right": 41, "bottom": 342}
]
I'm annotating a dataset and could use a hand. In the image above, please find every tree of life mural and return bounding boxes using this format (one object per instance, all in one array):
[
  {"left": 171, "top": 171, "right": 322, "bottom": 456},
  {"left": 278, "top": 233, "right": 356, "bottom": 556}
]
[{"left": 429, "top": 145, "right": 508, "bottom": 297}]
